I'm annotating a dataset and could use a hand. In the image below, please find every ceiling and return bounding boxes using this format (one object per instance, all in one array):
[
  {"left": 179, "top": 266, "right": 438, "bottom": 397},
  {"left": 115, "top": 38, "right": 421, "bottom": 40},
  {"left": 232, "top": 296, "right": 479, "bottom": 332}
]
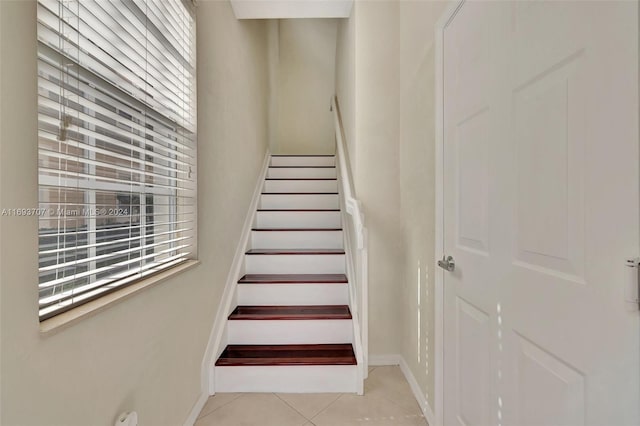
[{"left": 229, "top": 0, "right": 353, "bottom": 19}]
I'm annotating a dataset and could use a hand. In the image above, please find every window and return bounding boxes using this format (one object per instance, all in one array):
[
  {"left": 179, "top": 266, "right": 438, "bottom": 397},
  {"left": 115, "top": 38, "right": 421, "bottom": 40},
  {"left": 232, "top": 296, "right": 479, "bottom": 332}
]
[{"left": 37, "top": 0, "right": 197, "bottom": 320}]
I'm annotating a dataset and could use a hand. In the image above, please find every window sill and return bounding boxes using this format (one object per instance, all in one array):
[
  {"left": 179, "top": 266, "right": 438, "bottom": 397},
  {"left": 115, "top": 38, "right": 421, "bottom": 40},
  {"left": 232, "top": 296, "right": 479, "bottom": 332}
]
[{"left": 40, "top": 259, "right": 200, "bottom": 335}]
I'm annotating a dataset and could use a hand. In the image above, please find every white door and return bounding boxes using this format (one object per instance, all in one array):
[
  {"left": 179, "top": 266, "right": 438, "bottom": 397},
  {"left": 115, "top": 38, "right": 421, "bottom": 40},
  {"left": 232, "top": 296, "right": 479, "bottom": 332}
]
[{"left": 442, "top": 1, "right": 639, "bottom": 425}]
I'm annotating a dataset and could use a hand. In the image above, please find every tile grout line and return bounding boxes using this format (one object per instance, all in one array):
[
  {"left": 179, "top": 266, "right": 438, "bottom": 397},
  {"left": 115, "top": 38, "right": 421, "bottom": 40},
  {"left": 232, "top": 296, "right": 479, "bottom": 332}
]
[
  {"left": 274, "top": 392, "right": 343, "bottom": 424},
  {"left": 367, "top": 368, "right": 428, "bottom": 425},
  {"left": 307, "top": 393, "right": 344, "bottom": 423},
  {"left": 195, "top": 393, "right": 243, "bottom": 422},
  {"left": 273, "top": 393, "right": 316, "bottom": 422}
]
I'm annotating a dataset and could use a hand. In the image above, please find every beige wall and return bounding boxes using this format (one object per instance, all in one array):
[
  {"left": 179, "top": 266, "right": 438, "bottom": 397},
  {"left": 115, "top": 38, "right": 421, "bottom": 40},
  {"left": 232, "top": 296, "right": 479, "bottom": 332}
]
[
  {"left": 273, "top": 19, "right": 338, "bottom": 154},
  {"left": 335, "top": 11, "right": 356, "bottom": 175},
  {"left": 0, "top": 1, "right": 269, "bottom": 424},
  {"left": 334, "top": 0, "right": 447, "bottom": 411},
  {"left": 398, "top": 0, "right": 448, "bottom": 410},
  {"left": 335, "top": 1, "right": 404, "bottom": 357}
]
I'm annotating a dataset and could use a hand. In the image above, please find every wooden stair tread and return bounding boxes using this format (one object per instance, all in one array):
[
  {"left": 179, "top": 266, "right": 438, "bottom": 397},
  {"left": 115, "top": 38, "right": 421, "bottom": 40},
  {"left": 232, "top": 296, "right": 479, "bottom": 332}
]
[
  {"left": 215, "top": 344, "right": 356, "bottom": 366},
  {"left": 271, "top": 155, "right": 335, "bottom": 157},
  {"left": 246, "top": 248, "right": 345, "bottom": 255},
  {"left": 238, "top": 274, "right": 348, "bottom": 284},
  {"left": 261, "top": 192, "right": 339, "bottom": 195},
  {"left": 257, "top": 209, "right": 340, "bottom": 212},
  {"left": 266, "top": 178, "right": 337, "bottom": 181},
  {"left": 229, "top": 305, "right": 351, "bottom": 320},
  {"left": 269, "top": 166, "right": 336, "bottom": 169},
  {"left": 252, "top": 228, "right": 342, "bottom": 232}
]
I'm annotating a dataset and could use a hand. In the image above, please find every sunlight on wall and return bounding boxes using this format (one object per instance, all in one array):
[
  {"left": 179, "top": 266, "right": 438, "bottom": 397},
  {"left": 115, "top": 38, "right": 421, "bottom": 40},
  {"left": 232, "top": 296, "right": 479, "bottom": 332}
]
[
  {"left": 497, "top": 302, "right": 503, "bottom": 426},
  {"left": 425, "top": 264, "right": 430, "bottom": 403},
  {"left": 416, "top": 261, "right": 431, "bottom": 403},
  {"left": 417, "top": 263, "right": 421, "bottom": 365}
]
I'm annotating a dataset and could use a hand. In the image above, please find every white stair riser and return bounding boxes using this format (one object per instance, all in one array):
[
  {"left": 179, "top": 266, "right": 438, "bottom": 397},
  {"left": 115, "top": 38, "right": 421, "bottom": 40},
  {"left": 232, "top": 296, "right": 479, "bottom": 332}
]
[
  {"left": 228, "top": 319, "right": 353, "bottom": 344},
  {"left": 214, "top": 365, "right": 358, "bottom": 393},
  {"left": 264, "top": 179, "right": 338, "bottom": 193},
  {"left": 237, "top": 283, "right": 349, "bottom": 305},
  {"left": 260, "top": 194, "right": 339, "bottom": 210},
  {"left": 267, "top": 167, "right": 337, "bottom": 179},
  {"left": 252, "top": 230, "right": 343, "bottom": 249},
  {"left": 255, "top": 211, "right": 341, "bottom": 229},
  {"left": 245, "top": 254, "right": 345, "bottom": 274},
  {"left": 270, "top": 156, "right": 335, "bottom": 167}
]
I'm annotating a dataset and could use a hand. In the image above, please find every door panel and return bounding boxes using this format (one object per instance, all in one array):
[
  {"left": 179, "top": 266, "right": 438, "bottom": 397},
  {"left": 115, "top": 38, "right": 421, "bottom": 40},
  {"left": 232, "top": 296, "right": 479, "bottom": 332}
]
[
  {"left": 513, "top": 53, "right": 586, "bottom": 282},
  {"left": 443, "top": 2, "right": 639, "bottom": 425},
  {"left": 515, "top": 334, "right": 585, "bottom": 426},
  {"left": 456, "top": 109, "right": 490, "bottom": 255},
  {"left": 456, "top": 297, "right": 491, "bottom": 426}
]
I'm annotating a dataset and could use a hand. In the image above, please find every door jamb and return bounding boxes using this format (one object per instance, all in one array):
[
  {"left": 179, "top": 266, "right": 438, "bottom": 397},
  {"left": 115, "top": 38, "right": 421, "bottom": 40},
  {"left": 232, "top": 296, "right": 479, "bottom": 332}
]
[{"left": 434, "top": 2, "right": 465, "bottom": 425}]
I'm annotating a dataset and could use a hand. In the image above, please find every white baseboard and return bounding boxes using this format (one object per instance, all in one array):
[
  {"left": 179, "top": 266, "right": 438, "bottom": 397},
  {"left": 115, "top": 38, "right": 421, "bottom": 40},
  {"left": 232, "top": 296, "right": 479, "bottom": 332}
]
[
  {"left": 370, "top": 354, "right": 436, "bottom": 426},
  {"left": 368, "top": 354, "right": 402, "bottom": 366},
  {"left": 398, "top": 357, "right": 436, "bottom": 426},
  {"left": 183, "top": 392, "right": 208, "bottom": 426}
]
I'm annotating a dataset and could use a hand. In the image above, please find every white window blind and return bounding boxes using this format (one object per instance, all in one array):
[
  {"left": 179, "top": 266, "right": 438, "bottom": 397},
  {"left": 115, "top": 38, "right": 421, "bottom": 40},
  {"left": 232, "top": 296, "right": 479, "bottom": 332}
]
[{"left": 37, "top": 0, "right": 197, "bottom": 320}]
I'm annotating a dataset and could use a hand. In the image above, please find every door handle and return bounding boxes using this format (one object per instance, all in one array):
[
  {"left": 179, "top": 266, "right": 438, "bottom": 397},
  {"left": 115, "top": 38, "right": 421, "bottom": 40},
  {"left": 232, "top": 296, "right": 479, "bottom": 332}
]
[{"left": 438, "top": 255, "right": 455, "bottom": 272}]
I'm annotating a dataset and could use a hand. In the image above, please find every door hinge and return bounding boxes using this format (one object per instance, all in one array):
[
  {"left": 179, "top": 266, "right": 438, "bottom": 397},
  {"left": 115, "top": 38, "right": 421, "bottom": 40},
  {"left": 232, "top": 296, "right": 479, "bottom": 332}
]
[{"left": 625, "top": 257, "right": 640, "bottom": 309}]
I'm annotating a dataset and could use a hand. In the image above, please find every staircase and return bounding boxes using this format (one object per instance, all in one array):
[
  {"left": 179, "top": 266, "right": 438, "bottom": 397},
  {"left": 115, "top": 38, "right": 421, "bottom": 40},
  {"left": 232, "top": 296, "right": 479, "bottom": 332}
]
[{"left": 213, "top": 154, "right": 360, "bottom": 393}]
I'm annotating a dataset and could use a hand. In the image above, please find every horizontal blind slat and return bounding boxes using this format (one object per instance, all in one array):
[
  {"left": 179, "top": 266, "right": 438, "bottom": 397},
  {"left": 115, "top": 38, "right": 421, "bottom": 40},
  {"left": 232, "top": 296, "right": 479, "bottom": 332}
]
[
  {"left": 37, "top": 0, "right": 196, "bottom": 320},
  {"left": 39, "top": 235, "right": 192, "bottom": 273},
  {"left": 38, "top": 226, "right": 193, "bottom": 255},
  {"left": 38, "top": 256, "right": 189, "bottom": 315},
  {"left": 38, "top": 243, "right": 193, "bottom": 289}
]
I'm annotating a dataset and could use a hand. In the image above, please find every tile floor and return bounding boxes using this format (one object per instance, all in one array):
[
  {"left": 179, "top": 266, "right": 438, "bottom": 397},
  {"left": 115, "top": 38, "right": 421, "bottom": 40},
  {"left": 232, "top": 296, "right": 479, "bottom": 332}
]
[{"left": 195, "top": 366, "right": 428, "bottom": 426}]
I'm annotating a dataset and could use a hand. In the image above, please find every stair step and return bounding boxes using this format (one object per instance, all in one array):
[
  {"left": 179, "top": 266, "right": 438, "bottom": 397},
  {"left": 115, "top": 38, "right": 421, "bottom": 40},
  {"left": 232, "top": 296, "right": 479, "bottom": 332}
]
[
  {"left": 237, "top": 275, "right": 349, "bottom": 305},
  {"left": 239, "top": 274, "right": 348, "bottom": 284},
  {"left": 266, "top": 178, "right": 337, "bottom": 180},
  {"left": 228, "top": 319, "right": 352, "bottom": 344},
  {"left": 257, "top": 209, "right": 339, "bottom": 211},
  {"left": 263, "top": 178, "right": 338, "bottom": 192},
  {"left": 270, "top": 155, "right": 335, "bottom": 167},
  {"left": 229, "top": 305, "right": 351, "bottom": 320},
  {"left": 252, "top": 228, "right": 342, "bottom": 231},
  {"left": 255, "top": 210, "right": 341, "bottom": 229},
  {"left": 245, "top": 249, "right": 345, "bottom": 274},
  {"left": 216, "top": 344, "right": 356, "bottom": 366},
  {"left": 251, "top": 228, "right": 343, "bottom": 250},
  {"left": 260, "top": 193, "right": 339, "bottom": 210},
  {"left": 246, "top": 248, "right": 345, "bottom": 255},
  {"left": 267, "top": 167, "right": 337, "bottom": 179},
  {"left": 238, "top": 283, "right": 348, "bottom": 306},
  {"left": 262, "top": 192, "right": 339, "bottom": 195}
]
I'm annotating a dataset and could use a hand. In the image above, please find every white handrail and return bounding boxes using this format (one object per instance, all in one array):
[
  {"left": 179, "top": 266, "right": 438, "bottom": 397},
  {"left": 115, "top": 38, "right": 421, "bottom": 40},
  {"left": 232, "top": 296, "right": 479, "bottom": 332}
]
[{"left": 331, "top": 95, "right": 368, "bottom": 386}]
